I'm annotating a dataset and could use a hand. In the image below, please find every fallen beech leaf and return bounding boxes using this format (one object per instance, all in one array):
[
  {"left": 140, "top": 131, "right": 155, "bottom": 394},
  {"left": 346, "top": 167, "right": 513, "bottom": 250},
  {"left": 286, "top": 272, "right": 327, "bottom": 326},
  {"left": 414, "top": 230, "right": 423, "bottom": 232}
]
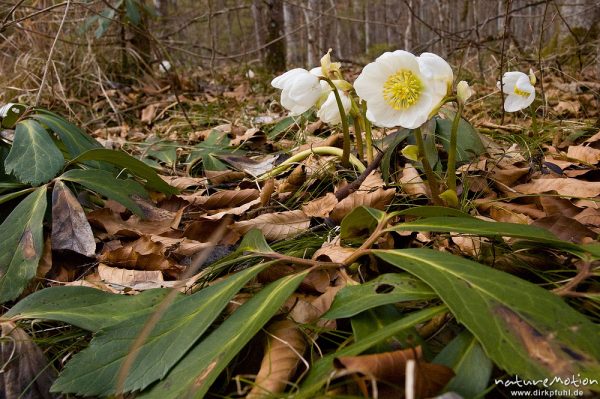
[
  {"left": 247, "top": 320, "right": 306, "bottom": 399},
  {"left": 335, "top": 347, "right": 421, "bottom": 383},
  {"left": 148, "top": 235, "right": 210, "bottom": 256},
  {"left": 532, "top": 214, "right": 596, "bottom": 243},
  {"left": 290, "top": 285, "right": 343, "bottom": 325},
  {"left": 278, "top": 165, "right": 305, "bottom": 194},
  {"left": 140, "top": 103, "right": 159, "bottom": 124},
  {"left": 574, "top": 207, "right": 600, "bottom": 227},
  {"left": 231, "top": 128, "right": 265, "bottom": 147},
  {"left": 205, "top": 198, "right": 261, "bottom": 220},
  {"left": 329, "top": 171, "right": 395, "bottom": 222},
  {"left": 203, "top": 169, "right": 246, "bottom": 185},
  {"left": 98, "top": 263, "right": 164, "bottom": 288},
  {"left": 567, "top": 145, "right": 600, "bottom": 165},
  {"left": 554, "top": 100, "right": 580, "bottom": 116},
  {"left": 159, "top": 175, "right": 206, "bottom": 190},
  {"left": 513, "top": 178, "right": 600, "bottom": 198},
  {"left": 539, "top": 196, "right": 581, "bottom": 217},
  {"left": 198, "top": 189, "right": 259, "bottom": 210},
  {"left": 88, "top": 208, "right": 181, "bottom": 237},
  {"left": 490, "top": 166, "right": 530, "bottom": 186},
  {"left": 312, "top": 235, "right": 355, "bottom": 263},
  {"left": 1, "top": 321, "right": 56, "bottom": 399},
  {"left": 260, "top": 179, "right": 275, "bottom": 207},
  {"left": 259, "top": 264, "right": 330, "bottom": 293},
  {"left": 231, "top": 210, "right": 310, "bottom": 240},
  {"left": 98, "top": 236, "right": 175, "bottom": 271},
  {"left": 36, "top": 237, "right": 52, "bottom": 279},
  {"left": 399, "top": 163, "right": 429, "bottom": 197},
  {"left": 51, "top": 181, "right": 96, "bottom": 257},
  {"left": 302, "top": 193, "right": 339, "bottom": 218}
]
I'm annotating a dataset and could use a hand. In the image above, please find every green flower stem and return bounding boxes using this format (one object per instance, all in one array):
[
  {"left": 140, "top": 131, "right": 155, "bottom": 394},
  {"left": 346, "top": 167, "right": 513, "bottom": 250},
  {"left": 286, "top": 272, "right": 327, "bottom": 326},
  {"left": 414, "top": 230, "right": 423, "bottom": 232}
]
[
  {"left": 446, "top": 103, "right": 463, "bottom": 193},
  {"left": 259, "top": 146, "right": 365, "bottom": 180},
  {"left": 322, "top": 77, "right": 350, "bottom": 168},
  {"left": 352, "top": 116, "right": 364, "bottom": 161},
  {"left": 414, "top": 127, "right": 442, "bottom": 205},
  {"left": 529, "top": 105, "right": 539, "bottom": 136},
  {"left": 361, "top": 101, "right": 374, "bottom": 163},
  {"left": 349, "top": 96, "right": 364, "bottom": 161}
]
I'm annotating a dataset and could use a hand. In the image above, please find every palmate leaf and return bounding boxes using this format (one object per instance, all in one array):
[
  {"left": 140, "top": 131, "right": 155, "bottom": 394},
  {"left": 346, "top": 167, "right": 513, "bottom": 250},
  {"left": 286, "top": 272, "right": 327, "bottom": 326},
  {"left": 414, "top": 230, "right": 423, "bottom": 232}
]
[
  {"left": 6, "top": 287, "right": 174, "bottom": 332},
  {"left": 51, "top": 263, "right": 271, "bottom": 396},
  {"left": 60, "top": 169, "right": 148, "bottom": 216},
  {"left": 32, "top": 111, "right": 101, "bottom": 158},
  {"left": 373, "top": 248, "right": 600, "bottom": 391},
  {"left": 4, "top": 119, "right": 64, "bottom": 185},
  {"left": 297, "top": 306, "right": 448, "bottom": 398},
  {"left": 0, "top": 187, "right": 47, "bottom": 303},
  {"left": 141, "top": 271, "right": 309, "bottom": 399},
  {"left": 67, "top": 148, "right": 179, "bottom": 195}
]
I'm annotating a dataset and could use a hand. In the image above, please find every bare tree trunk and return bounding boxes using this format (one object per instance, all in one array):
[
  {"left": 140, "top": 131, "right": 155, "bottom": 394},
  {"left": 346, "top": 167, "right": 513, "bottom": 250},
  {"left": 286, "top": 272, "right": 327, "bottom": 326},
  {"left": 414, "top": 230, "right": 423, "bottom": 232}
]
[
  {"left": 364, "top": 0, "right": 370, "bottom": 53},
  {"left": 330, "top": 0, "right": 343, "bottom": 58},
  {"left": 283, "top": 2, "right": 294, "bottom": 66},
  {"left": 304, "top": 0, "right": 319, "bottom": 67},
  {"left": 265, "top": 0, "right": 286, "bottom": 72},
  {"left": 404, "top": 0, "right": 413, "bottom": 50},
  {"left": 251, "top": 0, "right": 264, "bottom": 61}
]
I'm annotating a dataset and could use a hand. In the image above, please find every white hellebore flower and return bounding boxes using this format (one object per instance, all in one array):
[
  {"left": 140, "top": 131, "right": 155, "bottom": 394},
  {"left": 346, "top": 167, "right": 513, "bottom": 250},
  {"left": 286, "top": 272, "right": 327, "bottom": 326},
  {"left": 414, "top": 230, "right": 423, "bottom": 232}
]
[
  {"left": 354, "top": 50, "right": 453, "bottom": 129},
  {"left": 498, "top": 71, "right": 535, "bottom": 112},
  {"left": 271, "top": 68, "right": 322, "bottom": 116},
  {"left": 317, "top": 89, "right": 351, "bottom": 124}
]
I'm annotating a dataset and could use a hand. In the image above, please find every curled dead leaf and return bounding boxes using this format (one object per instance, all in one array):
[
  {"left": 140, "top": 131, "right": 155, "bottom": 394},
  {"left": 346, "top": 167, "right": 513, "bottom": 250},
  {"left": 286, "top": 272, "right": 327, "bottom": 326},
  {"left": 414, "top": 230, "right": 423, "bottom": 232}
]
[{"left": 247, "top": 320, "right": 306, "bottom": 399}]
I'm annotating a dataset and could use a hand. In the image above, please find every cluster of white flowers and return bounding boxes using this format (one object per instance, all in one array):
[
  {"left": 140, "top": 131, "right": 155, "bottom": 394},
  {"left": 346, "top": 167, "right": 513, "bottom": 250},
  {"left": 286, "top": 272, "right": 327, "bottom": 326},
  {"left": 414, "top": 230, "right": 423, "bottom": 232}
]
[{"left": 271, "top": 49, "right": 536, "bottom": 130}]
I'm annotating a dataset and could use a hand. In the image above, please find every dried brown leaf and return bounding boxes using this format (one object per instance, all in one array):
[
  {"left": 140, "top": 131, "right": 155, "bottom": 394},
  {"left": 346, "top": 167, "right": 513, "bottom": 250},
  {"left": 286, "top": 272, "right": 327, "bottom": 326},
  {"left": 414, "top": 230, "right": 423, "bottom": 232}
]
[
  {"left": 247, "top": 320, "right": 306, "bottom": 399},
  {"left": 312, "top": 235, "right": 355, "bottom": 263},
  {"left": 51, "top": 181, "right": 96, "bottom": 257},
  {"left": 513, "top": 178, "right": 600, "bottom": 198},
  {"left": 0, "top": 321, "right": 56, "bottom": 399},
  {"left": 97, "top": 263, "right": 164, "bottom": 288},
  {"left": 88, "top": 208, "right": 181, "bottom": 237},
  {"left": 399, "top": 163, "right": 429, "bottom": 197},
  {"left": 567, "top": 145, "right": 600, "bottom": 165},
  {"left": 301, "top": 193, "right": 339, "bottom": 218},
  {"left": 330, "top": 187, "right": 395, "bottom": 223},
  {"left": 260, "top": 179, "right": 275, "bottom": 207},
  {"left": 199, "top": 189, "right": 260, "bottom": 210},
  {"left": 532, "top": 214, "right": 597, "bottom": 243},
  {"left": 231, "top": 210, "right": 310, "bottom": 240}
]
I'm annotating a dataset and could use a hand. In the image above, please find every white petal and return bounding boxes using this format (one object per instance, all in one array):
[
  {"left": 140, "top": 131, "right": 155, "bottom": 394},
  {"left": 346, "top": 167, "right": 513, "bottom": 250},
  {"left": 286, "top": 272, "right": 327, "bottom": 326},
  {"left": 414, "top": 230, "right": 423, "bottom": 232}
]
[
  {"left": 515, "top": 75, "right": 534, "bottom": 95},
  {"left": 287, "top": 73, "right": 321, "bottom": 105},
  {"left": 317, "top": 91, "right": 351, "bottom": 124},
  {"left": 499, "top": 71, "right": 526, "bottom": 94},
  {"left": 366, "top": 99, "right": 403, "bottom": 128},
  {"left": 271, "top": 68, "right": 307, "bottom": 89},
  {"left": 382, "top": 50, "right": 420, "bottom": 74},
  {"left": 354, "top": 62, "right": 388, "bottom": 102},
  {"left": 309, "top": 67, "right": 323, "bottom": 77},
  {"left": 504, "top": 94, "right": 531, "bottom": 112},
  {"left": 397, "top": 92, "right": 433, "bottom": 129},
  {"left": 418, "top": 52, "right": 453, "bottom": 83}
]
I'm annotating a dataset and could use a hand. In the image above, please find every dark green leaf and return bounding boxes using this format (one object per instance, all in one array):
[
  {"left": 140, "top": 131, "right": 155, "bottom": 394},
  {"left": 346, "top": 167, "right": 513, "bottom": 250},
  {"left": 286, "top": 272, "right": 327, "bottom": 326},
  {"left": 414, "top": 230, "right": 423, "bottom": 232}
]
[
  {"left": 381, "top": 128, "right": 410, "bottom": 183},
  {"left": 5, "top": 120, "right": 64, "bottom": 185},
  {"left": 141, "top": 271, "right": 308, "bottom": 399},
  {"left": 436, "top": 111, "right": 486, "bottom": 163},
  {"left": 67, "top": 148, "right": 178, "bottom": 195},
  {"left": 393, "top": 205, "right": 473, "bottom": 218},
  {"left": 6, "top": 287, "right": 174, "bottom": 331},
  {"left": 374, "top": 248, "right": 600, "bottom": 390},
  {"left": 125, "top": 0, "right": 141, "bottom": 25},
  {"left": 0, "top": 187, "right": 47, "bottom": 303},
  {"left": 0, "top": 103, "right": 26, "bottom": 128},
  {"left": 340, "top": 206, "right": 387, "bottom": 241},
  {"left": 324, "top": 273, "right": 437, "bottom": 319},
  {"left": 60, "top": 169, "right": 147, "bottom": 215},
  {"left": 434, "top": 330, "right": 492, "bottom": 399},
  {"left": 51, "top": 263, "right": 271, "bottom": 396},
  {"left": 0, "top": 187, "right": 36, "bottom": 205},
  {"left": 32, "top": 111, "right": 101, "bottom": 159},
  {"left": 386, "top": 216, "right": 589, "bottom": 257},
  {"left": 297, "top": 306, "right": 447, "bottom": 398}
]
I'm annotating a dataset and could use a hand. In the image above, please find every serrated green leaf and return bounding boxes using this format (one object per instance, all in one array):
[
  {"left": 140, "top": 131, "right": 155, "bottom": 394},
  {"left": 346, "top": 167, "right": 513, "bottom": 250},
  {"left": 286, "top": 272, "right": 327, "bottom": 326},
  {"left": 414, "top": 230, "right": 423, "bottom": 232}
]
[
  {"left": 437, "top": 111, "right": 486, "bottom": 163},
  {"left": 51, "top": 263, "right": 271, "bottom": 396},
  {"left": 67, "top": 148, "right": 178, "bottom": 194},
  {"left": 5, "top": 120, "right": 64, "bottom": 185},
  {"left": 6, "top": 286, "right": 174, "bottom": 331},
  {"left": 141, "top": 270, "right": 308, "bottom": 399},
  {"left": 324, "top": 273, "right": 437, "bottom": 319},
  {"left": 373, "top": 248, "right": 600, "bottom": 390},
  {"left": 297, "top": 305, "right": 447, "bottom": 398},
  {"left": 59, "top": 169, "right": 147, "bottom": 215},
  {"left": 386, "top": 216, "right": 590, "bottom": 257},
  {"left": 32, "top": 111, "right": 101, "bottom": 159},
  {"left": 0, "top": 187, "right": 47, "bottom": 303},
  {"left": 434, "top": 330, "right": 492, "bottom": 399}
]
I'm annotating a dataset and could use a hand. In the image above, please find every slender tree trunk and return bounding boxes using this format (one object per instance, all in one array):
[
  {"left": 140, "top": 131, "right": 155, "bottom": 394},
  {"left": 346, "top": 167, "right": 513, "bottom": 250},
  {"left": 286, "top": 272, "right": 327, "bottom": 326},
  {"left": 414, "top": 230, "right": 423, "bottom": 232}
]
[{"left": 265, "top": 0, "right": 286, "bottom": 72}]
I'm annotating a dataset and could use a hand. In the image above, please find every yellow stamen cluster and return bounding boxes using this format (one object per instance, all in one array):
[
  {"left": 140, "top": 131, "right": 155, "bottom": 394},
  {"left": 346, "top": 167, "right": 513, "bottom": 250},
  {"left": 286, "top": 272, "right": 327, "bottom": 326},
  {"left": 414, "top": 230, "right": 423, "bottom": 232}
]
[
  {"left": 513, "top": 86, "right": 531, "bottom": 97},
  {"left": 382, "top": 70, "right": 422, "bottom": 110}
]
